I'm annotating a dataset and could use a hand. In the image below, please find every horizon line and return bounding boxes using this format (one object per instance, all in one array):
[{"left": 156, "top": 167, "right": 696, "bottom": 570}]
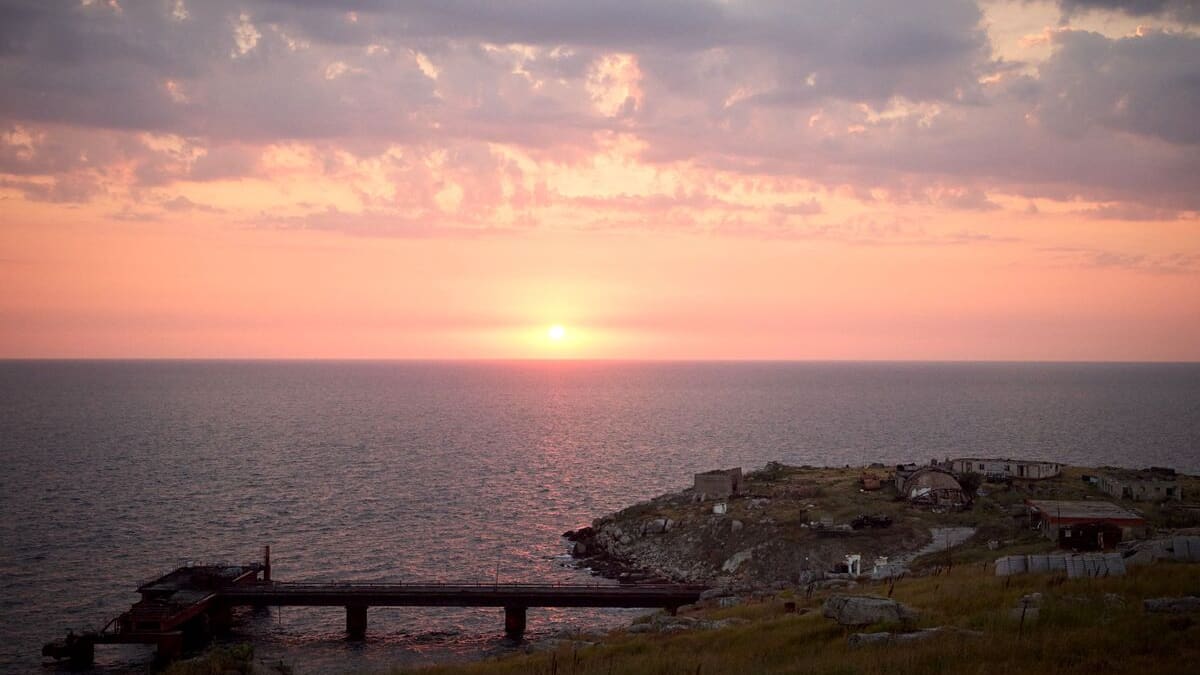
[{"left": 2, "top": 357, "right": 1198, "bottom": 365}]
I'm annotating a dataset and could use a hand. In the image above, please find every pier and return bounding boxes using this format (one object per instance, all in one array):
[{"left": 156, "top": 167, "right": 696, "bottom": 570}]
[{"left": 42, "top": 547, "right": 706, "bottom": 666}]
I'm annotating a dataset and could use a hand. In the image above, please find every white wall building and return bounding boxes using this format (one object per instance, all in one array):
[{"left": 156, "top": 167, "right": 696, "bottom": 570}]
[{"left": 949, "top": 458, "right": 1062, "bottom": 480}]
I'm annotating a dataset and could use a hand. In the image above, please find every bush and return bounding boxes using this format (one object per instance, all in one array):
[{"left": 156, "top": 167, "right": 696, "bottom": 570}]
[
  {"left": 958, "top": 472, "right": 983, "bottom": 498},
  {"left": 164, "top": 644, "right": 255, "bottom": 675}
]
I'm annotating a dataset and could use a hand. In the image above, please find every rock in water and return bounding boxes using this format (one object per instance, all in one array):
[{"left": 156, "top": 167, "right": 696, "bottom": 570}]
[
  {"left": 822, "top": 594, "right": 920, "bottom": 626},
  {"left": 563, "top": 526, "right": 594, "bottom": 541}
]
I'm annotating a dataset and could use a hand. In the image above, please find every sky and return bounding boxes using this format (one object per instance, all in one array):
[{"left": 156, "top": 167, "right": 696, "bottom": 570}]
[{"left": 1, "top": 0, "right": 1198, "bottom": 360}]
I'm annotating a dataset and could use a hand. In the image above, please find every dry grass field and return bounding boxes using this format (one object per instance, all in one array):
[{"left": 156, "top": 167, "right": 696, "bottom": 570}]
[{"left": 396, "top": 561, "right": 1200, "bottom": 675}]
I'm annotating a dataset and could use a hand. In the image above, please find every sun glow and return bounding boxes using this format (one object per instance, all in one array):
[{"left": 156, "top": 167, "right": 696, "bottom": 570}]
[{"left": 547, "top": 324, "right": 567, "bottom": 341}]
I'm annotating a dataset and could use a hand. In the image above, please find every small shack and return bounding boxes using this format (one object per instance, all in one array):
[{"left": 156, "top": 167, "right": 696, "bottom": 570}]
[
  {"left": 694, "top": 467, "right": 742, "bottom": 500},
  {"left": 1096, "top": 468, "right": 1181, "bottom": 502},
  {"left": 948, "top": 457, "right": 1062, "bottom": 480},
  {"left": 1026, "top": 499, "right": 1147, "bottom": 550},
  {"left": 897, "top": 467, "right": 968, "bottom": 508}
]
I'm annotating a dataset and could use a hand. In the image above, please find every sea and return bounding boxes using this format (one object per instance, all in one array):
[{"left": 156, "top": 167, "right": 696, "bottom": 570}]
[{"left": 2, "top": 361, "right": 1198, "bottom": 673}]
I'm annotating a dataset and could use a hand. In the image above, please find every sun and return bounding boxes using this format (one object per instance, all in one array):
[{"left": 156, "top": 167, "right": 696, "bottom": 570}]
[{"left": 547, "top": 324, "right": 567, "bottom": 341}]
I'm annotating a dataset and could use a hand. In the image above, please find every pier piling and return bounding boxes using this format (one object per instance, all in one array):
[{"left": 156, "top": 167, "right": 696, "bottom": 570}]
[
  {"left": 209, "top": 601, "right": 233, "bottom": 635},
  {"left": 156, "top": 633, "right": 184, "bottom": 661},
  {"left": 71, "top": 641, "right": 94, "bottom": 668},
  {"left": 346, "top": 605, "right": 368, "bottom": 640},
  {"left": 504, "top": 605, "right": 527, "bottom": 640}
]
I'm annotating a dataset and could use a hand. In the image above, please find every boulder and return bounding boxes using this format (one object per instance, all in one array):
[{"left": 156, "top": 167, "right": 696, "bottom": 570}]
[
  {"left": 701, "top": 617, "right": 749, "bottom": 630},
  {"left": 1144, "top": 597, "right": 1200, "bottom": 614},
  {"left": 1008, "top": 606, "right": 1039, "bottom": 621},
  {"left": 848, "top": 627, "right": 981, "bottom": 648},
  {"left": 525, "top": 638, "right": 597, "bottom": 653},
  {"left": 563, "top": 526, "right": 594, "bottom": 541},
  {"left": 813, "top": 579, "right": 858, "bottom": 591},
  {"left": 722, "top": 549, "right": 754, "bottom": 573},
  {"left": 699, "top": 587, "right": 732, "bottom": 601},
  {"left": 731, "top": 520, "right": 744, "bottom": 533},
  {"left": 1020, "top": 592, "right": 1043, "bottom": 607},
  {"left": 822, "top": 595, "right": 919, "bottom": 626},
  {"left": 652, "top": 614, "right": 696, "bottom": 628},
  {"left": 642, "top": 518, "right": 672, "bottom": 535}
]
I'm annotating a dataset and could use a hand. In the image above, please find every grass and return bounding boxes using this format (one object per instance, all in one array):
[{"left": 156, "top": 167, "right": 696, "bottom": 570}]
[
  {"left": 393, "top": 563, "right": 1200, "bottom": 675},
  {"left": 164, "top": 644, "right": 257, "bottom": 675},
  {"left": 164, "top": 643, "right": 293, "bottom": 675}
]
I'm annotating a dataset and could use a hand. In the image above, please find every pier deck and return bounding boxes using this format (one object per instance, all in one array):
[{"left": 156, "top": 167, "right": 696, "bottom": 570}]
[
  {"left": 42, "top": 548, "right": 706, "bottom": 666},
  {"left": 221, "top": 581, "right": 704, "bottom": 608}
]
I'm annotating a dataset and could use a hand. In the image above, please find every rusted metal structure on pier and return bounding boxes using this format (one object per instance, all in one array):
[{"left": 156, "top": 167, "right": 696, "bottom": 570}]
[
  {"left": 43, "top": 547, "right": 705, "bottom": 666},
  {"left": 42, "top": 555, "right": 268, "bottom": 667}
]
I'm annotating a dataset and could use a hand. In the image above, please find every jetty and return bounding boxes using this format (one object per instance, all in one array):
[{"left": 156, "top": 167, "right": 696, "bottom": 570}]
[{"left": 42, "top": 547, "right": 706, "bottom": 667}]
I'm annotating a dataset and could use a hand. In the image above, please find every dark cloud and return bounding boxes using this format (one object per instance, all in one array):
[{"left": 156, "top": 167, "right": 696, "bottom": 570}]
[
  {"left": 0, "top": 0, "right": 1198, "bottom": 218},
  {"left": 1058, "top": 0, "right": 1200, "bottom": 23},
  {"left": 0, "top": 0, "right": 437, "bottom": 140},
  {"left": 0, "top": 0, "right": 986, "bottom": 140},
  {"left": 1035, "top": 29, "right": 1200, "bottom": 145}
]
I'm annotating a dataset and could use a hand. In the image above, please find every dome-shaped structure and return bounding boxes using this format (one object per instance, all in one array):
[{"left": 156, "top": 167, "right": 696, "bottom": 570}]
[{"left": 900, "top": 467, "right": 967, "bottom": 507}]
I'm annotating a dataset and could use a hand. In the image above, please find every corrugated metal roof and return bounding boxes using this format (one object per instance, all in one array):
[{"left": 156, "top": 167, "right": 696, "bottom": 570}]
[{"left": 1026, "top": 499, "right": 1144, "bottom": 522}]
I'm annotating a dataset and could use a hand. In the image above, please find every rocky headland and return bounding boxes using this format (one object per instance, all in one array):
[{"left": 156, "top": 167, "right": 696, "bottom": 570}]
[
  {"left": 564, "top": 463, "right": 957, "bottom": 588},
  {"left": 562, "top": 462, "right": 1200, "bottom": 592}
]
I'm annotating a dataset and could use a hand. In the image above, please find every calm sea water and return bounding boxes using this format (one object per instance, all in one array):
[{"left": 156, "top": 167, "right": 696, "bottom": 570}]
[{"left": 2, "top": 361, "right": 1198, "bottom": 673}]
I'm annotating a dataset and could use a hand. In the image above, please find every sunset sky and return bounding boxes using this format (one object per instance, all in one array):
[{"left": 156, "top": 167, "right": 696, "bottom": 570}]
[{"left": 1, "top": 0, "right": 1198, "bottom": 360}]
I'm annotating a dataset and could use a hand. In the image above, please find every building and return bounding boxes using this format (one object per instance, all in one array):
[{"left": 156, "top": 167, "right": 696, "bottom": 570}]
[
  {"left": 892, "top": 463, "right": 921, "bottom": 492},
  {"left": 1025, "top": 499, "right": 1148, "bottom": 550},
  {"left": 693, "top": 467, "right": 742, "bottom": 499},
  {"left": 948, "top": 458, "right": 1062, "bottom": 480},
  {"left": 897, "top": 467, "right": 968, "bottom": 507},
  {"left": 1096, "top": 468, "right": 1181, "bottom": 502}
]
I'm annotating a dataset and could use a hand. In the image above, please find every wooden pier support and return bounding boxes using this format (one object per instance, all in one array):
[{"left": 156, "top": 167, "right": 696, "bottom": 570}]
[
  {"left": 69, "top": 640, "right": 94, "bottom": 669},
  {"left": 503, "top": 605, "right": 527, "bottom": 640},
  {"left": 208, "top": 601, "right": 233, "bottom": 635},
  {"left": 156, "top": 633, "right": 184, "bottom": 661},
  {"left": 346, "top": 605, "right": 368, "bottom": 641}
]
